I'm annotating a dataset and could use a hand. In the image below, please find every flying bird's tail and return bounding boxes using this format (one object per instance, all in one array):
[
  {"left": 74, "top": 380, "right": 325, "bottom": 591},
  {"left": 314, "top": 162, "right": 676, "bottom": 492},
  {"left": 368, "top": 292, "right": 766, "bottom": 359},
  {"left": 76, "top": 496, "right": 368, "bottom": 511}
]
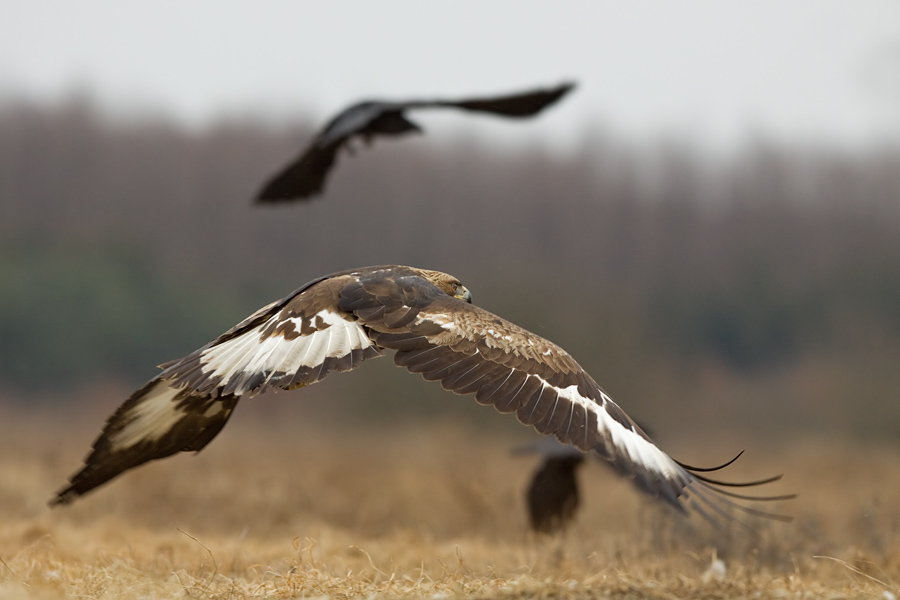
[{"left": 50, "top": 377, "right": 238, "bottom": 506}]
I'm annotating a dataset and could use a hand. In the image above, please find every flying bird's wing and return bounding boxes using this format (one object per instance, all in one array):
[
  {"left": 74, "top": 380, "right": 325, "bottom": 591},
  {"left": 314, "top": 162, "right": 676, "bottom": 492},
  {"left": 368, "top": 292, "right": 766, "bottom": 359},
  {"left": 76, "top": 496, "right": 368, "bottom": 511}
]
[
  {"left": 422, "top": 81, "right": 576, "bottom": 117},
  {"left": 256, "top": 103, "right": 422, "bottom": 201},
  {"left": 254, "top": 82, "right": 575, "bottom": 203},
  {"left": 254, "top": 135, "right": 344, "bottom": 203},
  {"left": 53, "top": 265, "right": 792, "bottom": 529},
  {"left": 51, "top": 267, "right": 386, "bottom": 505},
  {"left": 344, "top": 283, "right": 693, "bottom": 502},
  {"left": 339, "top": 272, "right": 793, "bottom": 526}
]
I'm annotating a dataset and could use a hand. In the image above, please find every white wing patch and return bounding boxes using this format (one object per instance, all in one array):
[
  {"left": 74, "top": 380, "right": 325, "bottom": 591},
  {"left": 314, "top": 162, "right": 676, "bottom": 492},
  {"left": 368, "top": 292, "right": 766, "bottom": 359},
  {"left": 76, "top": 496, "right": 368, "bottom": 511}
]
[
  {"left": 422, "top": 313, "right": 456, "bottom": 330},
  {"left": 199, "top": 309, "right": 374, "bottom": 395},
  {"left": 109, "top": 380, "right": 184, "bottom": 451},
  {"left": 548, "top": 381, "right": 683, "bottom": 481}
]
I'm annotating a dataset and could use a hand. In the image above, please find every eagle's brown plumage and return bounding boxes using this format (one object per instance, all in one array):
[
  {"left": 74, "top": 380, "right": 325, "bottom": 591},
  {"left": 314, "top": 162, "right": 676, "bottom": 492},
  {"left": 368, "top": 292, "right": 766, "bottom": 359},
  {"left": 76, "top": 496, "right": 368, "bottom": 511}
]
[{"left": 52, "top": 265, "right": 792, "bottom": 527}]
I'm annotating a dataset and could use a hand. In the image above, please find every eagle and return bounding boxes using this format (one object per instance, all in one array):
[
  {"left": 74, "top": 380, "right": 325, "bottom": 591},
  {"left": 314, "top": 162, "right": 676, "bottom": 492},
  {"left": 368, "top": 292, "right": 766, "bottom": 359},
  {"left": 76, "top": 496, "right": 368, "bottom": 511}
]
[
  {"left": 255, "top": 82, "right": 575, "bottom": 202},
  {"left": 51, "top": 265, "right": 791, "bottom": 527}
]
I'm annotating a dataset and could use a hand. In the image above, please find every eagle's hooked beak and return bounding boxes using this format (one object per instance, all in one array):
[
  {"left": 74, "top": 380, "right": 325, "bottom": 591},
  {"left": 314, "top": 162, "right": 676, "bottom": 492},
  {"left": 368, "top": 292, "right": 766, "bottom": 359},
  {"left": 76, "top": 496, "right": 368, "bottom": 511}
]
[{"left": 455, "top": 285, "right": 473, "bottom": 304}]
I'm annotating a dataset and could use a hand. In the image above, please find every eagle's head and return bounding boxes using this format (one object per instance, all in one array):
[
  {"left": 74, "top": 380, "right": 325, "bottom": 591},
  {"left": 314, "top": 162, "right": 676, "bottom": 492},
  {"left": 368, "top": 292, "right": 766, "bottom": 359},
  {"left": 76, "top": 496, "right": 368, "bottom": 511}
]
[{"left": 416, "top": 269, "right": 472, "bottom": 303}]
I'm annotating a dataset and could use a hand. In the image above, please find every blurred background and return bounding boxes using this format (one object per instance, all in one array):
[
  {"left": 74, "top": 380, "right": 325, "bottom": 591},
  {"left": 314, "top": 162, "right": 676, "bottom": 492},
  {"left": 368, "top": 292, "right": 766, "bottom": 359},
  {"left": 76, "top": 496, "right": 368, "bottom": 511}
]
[{"left": 2, "top": 1, "right": 900, "bottom": 450}]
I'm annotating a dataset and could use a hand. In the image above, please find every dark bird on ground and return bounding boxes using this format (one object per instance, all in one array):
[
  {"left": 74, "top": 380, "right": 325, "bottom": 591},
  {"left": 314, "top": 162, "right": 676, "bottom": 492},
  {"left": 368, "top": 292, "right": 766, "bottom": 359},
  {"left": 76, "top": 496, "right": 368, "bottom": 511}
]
[
  {"left": 514, "top": 422, "right": 657, "bottom": 534},
  {"left": 514, "top": 438, "right": 586, "bottom": 534},
  {"left": 51, "top": 265, "right": 793, "bottom": 528},
  {"left": 255, "top": 82, "right": 575, "bottom": 202}
]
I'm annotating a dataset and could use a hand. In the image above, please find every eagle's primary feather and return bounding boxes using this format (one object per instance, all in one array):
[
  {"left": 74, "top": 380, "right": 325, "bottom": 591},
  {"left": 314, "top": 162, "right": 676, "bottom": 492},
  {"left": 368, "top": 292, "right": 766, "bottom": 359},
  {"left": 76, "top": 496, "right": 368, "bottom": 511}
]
[
  {"left": 255, "top": 82, "right": 575, "bottom": 202},
  {"left": 52, "top": 265, "right": 792, "bottom": 527}
]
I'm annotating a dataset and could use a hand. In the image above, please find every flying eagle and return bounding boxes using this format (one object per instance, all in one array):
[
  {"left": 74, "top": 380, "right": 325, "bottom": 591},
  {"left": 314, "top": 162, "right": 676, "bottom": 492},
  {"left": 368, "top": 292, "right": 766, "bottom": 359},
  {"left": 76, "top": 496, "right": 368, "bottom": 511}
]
[
  {"left": 255, "top": 82, "right": 575, "bottom": 202},
  {"left": 51, "top": 265, "right": 791, "bottom": 526}
]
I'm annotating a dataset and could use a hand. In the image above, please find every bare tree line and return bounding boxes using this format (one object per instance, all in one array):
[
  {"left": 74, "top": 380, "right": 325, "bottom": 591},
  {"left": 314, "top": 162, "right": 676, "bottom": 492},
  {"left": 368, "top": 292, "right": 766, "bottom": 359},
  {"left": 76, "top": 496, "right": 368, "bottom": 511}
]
[
  {"left": 2, "top": 98, "right": 900, "bottom": 436},
  {"left": 3, "top": 98, "right": 899, "bottom": 291}
]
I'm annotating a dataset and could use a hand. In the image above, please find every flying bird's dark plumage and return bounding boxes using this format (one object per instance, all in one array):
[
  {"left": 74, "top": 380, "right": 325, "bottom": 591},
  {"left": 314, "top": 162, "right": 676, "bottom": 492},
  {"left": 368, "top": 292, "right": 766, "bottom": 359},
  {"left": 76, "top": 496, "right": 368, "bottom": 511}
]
[
  {"left": 52, "top": 266, "right": 792, "bottom": 528},
  {"left": 529, "top": 455, "right": 584, "bottom": 533},
  {"left": 255, "top": 82, "right": 575, "bottom": 203},
  {"left": 515, "top": 438, "right": 586, "bottom": 534}
]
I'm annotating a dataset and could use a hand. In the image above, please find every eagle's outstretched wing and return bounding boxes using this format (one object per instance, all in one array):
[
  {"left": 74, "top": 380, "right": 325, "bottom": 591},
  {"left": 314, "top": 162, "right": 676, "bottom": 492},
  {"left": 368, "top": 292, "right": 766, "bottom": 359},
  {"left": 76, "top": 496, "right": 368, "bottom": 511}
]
[
  {"left": 51, "top": 267, "right": 385, "bottom": 505},
  {"left": 52, "top": 265, "right": 792, "bottom": 527},
  {"left": 255, "top": 82, "right": 575, "bottom": 203}
]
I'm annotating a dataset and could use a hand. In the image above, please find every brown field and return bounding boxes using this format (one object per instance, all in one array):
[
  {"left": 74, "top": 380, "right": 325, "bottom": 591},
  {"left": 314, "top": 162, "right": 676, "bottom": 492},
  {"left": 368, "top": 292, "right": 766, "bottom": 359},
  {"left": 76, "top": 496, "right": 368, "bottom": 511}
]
[{"left": 2, "top": 397, "right": 900, "bottom": 600}]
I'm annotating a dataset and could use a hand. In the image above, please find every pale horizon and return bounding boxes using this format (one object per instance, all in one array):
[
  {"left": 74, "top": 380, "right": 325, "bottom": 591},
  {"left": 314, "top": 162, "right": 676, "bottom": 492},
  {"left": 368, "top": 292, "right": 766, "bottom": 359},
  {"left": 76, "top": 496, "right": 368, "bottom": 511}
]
[{"left": 3, "top": 1, "right": 900, "bottom": 153}]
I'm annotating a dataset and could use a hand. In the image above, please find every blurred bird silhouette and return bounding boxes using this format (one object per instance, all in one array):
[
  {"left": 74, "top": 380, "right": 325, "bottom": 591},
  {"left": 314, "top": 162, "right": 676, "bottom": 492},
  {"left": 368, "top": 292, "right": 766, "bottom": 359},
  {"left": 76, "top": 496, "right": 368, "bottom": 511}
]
[
  {"left": 513, "top": 436, "right": 584, "bottom": 534},
  {"left": 514, "top": 420, "right": 658, "bottom": 534},
  {"left": 255, "top": 82, "right": 575, "bottom": 202},
  {"left": 514, "top": 437, "right": 586, "bottom": 534}
]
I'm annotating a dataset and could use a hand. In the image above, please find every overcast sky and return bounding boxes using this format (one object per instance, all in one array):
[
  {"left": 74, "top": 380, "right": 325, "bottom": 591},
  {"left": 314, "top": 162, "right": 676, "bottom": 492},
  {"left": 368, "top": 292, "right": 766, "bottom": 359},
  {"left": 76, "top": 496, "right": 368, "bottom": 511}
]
[{"left": 2, "top": 1, "right": 900, "bottom": 152}]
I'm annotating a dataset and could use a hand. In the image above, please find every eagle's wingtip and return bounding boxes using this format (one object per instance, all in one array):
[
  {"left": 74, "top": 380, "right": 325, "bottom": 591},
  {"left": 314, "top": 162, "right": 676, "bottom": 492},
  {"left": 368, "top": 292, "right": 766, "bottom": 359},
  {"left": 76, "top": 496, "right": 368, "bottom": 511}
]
[{"left": 48, "top": 489, "right": 73, "bottom": 508}]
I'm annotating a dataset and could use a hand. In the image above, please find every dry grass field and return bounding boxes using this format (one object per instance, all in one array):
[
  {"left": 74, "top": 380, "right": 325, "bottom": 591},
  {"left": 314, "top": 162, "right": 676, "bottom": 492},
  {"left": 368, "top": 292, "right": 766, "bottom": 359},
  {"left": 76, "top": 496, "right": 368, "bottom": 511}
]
[{"left": 2, "top": 396, "right": 900, "bottom": 600}]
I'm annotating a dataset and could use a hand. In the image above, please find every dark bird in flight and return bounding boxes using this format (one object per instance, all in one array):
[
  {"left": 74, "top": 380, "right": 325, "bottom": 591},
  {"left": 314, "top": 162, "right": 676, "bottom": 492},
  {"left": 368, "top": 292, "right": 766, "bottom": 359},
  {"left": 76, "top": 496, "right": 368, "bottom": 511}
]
[
  {"left": 52, "top": 265, "right": 792, "bottom": 528},
  {"left": 255, "top": 82, "right": 575, "bottom": 203},
  {"left": 514, "top": 438, "right": 586, "bottom": 534}
]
